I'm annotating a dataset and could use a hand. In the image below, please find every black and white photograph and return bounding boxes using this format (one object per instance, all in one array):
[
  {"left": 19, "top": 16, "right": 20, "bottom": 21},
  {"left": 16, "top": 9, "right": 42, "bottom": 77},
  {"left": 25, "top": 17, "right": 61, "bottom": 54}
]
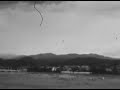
[{"left": 0, "top": 1, "right": 120, "bottom": 89}]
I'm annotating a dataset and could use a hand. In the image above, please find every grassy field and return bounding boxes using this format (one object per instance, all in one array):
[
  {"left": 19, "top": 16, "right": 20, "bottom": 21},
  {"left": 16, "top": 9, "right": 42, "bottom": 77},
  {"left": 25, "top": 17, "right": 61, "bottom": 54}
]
[{"left": 0, "top": 72, "right": 120, "bottom": 89}]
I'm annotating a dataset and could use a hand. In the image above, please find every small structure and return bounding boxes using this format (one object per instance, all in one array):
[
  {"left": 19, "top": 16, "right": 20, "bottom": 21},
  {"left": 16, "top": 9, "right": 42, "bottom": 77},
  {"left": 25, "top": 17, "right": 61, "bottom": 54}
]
[
  {"left": 81, "top": 65, "right": 90, "bottom": 71},
  {"left": 105, "top": 68, "right": 112, "bottom": 72},
  {"left": 52, "top": 67, "right": 57, "bottom": 72}
]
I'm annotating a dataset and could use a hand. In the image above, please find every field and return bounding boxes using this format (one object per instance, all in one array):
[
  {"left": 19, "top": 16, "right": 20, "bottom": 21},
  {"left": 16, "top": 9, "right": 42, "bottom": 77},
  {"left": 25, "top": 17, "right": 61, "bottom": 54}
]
[{"left": 0, "top": 72, "right": 120, "bottom": 89}]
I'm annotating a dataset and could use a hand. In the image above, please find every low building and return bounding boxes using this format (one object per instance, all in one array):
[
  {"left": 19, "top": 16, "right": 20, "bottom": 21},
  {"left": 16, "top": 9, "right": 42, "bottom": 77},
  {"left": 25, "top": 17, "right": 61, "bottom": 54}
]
[
  {"left": 105, "top": 68, "right": 113, "bottom": 72},
  {"left": 81, "top": 65, "right": 90, "bottom": 71}
]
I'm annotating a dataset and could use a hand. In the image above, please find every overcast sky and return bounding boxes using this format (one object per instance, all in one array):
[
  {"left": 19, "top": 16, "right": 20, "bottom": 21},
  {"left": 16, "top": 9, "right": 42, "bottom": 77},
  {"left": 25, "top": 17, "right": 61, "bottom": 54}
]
[{"left": 1, "top": 1, "right": 120, "bottom": 57}]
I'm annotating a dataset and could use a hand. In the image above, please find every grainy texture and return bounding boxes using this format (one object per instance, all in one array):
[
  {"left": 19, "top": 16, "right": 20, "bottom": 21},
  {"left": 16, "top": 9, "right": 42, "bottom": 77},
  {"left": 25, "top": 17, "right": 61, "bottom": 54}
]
[{"left": 0, "top": 72, "right": 119, "bottom": 89}]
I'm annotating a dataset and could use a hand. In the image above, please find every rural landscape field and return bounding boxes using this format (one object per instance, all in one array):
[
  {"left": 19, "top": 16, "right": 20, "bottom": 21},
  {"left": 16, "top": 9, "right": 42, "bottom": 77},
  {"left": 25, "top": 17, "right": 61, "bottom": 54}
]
[
  {"left": 0, "top": 72, "right": 120, "bottom": 89},
  {"left": 1, "top": 1, "right": 120, "bottom": 89}
]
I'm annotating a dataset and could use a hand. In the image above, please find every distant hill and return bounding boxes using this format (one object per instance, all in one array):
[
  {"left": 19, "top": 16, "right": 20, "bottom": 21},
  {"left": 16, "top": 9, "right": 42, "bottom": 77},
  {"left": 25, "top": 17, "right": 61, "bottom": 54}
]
[
  {"left": 0, "top": 53, "right": 120, "bottom": 74},
  {"left": 0, "top": 53, "right": 120, "bottom": 68},
  {"left": 0, "top": 53, "right": 118, "bottom": 61},
  {"left": 0, "top": 54, "right": 25, "bottom": 59},
  {"left": 29, "top": 53, "right": 115, "bottom": 60},
  {"left": 0, "top": 53, "right": 117, "bottom": 60},
  {"left": 63, "top": 56, "right": 112, "bottom": 65},
  {"left": 15, "top": 53, "right": 120, "bottom": 66}
]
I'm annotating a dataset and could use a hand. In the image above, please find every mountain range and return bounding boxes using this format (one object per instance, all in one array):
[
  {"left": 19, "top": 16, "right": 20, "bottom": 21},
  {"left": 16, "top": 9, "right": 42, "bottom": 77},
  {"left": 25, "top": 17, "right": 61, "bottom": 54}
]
[
  {"left": 0, "top": 53, "right": 119, "bottom": 69},
  {"left": 0, "top": 53, "right": 119, "bottom": 60}
]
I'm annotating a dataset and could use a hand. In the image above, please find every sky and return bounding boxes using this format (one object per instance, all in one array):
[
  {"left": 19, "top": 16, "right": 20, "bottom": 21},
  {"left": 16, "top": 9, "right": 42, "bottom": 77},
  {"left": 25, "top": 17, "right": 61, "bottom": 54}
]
[{"left": 1, "top": 1, "right": 120, "bottom": 58}]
